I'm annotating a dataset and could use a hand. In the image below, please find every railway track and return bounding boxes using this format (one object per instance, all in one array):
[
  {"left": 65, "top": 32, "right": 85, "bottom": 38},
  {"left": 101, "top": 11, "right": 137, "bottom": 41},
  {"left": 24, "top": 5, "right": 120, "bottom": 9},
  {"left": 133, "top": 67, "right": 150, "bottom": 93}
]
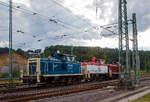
[
  {"left": 0, "top": 80, "right": 117, "bottom": 102},
  {"left": 0, "top": 74, "right": 149, "bottom": 93},
  {"left": 1, "top": 75, "right": 150, "bottom": 102},
  {"left": 0, "top": 83, "right": 40, "bottom": 94},
  {"left": 0, "top": 78, "right": 116, "bottom": 94}
]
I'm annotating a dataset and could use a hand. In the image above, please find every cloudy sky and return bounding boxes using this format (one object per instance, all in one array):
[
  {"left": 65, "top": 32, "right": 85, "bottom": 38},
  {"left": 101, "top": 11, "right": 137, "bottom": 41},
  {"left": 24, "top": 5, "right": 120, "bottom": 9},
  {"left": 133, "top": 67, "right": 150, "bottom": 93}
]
[{"left": 0, "top": 0, "right": 149, "bottom": 50}]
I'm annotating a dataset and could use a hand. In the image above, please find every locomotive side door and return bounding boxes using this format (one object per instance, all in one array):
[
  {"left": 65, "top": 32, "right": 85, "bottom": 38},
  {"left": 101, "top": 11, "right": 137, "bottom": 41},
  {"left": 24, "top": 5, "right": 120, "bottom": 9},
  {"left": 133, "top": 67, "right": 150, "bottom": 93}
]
[
  {"left": 67, "top": 63, "right": 73, "bottom": 73},
  {"left": 66, "top": 56, "right": 74, "bottom": 73}
]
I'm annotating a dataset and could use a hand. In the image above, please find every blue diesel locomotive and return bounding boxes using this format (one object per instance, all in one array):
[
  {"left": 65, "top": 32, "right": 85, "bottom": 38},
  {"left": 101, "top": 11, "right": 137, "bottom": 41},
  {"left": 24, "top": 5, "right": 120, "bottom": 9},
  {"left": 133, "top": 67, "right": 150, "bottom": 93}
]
[{"left": 23, "top": 52, "right": 82, "bottom": 84}]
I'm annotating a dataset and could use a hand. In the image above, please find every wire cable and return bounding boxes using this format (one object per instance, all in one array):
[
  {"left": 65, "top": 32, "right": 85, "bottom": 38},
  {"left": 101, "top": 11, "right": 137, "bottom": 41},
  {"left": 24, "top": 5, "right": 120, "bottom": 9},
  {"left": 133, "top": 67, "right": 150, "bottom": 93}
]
[
  {"left": 0, "top": 1, "right": 80, "bottom": 30},
  {"left": 49, "top": 0, "right": 92, "bottom": 27}
]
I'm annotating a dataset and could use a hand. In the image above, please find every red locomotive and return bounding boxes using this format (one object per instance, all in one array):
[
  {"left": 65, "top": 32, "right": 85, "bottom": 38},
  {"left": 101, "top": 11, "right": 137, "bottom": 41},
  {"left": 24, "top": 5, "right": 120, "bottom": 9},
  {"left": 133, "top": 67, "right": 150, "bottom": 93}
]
[{"left": 82, "top": 57, "right": 119, "bottom": 80}]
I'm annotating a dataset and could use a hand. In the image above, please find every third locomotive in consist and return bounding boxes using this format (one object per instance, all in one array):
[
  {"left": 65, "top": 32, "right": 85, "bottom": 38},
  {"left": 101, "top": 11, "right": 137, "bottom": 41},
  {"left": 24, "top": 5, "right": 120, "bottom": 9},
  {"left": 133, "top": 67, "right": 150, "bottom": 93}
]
[{"left": 23, "top": 51, "right": 119, "bottom": 84}]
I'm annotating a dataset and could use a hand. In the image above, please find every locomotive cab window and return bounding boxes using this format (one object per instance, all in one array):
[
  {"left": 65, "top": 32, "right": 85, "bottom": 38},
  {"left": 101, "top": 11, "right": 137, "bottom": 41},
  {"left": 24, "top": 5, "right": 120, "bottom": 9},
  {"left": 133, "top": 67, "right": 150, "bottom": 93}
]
[
  {"left": 96, "top": 60, "right": 100, "bottom": 63},
  {"left": 29, "top": 62, "right": 37, "bottom": 75},
  {"left": 67, "top": 56, "right": 75, "bottom": 62},
  {"left": 59, "top": 55, "right": 66, "bottom": 60}
]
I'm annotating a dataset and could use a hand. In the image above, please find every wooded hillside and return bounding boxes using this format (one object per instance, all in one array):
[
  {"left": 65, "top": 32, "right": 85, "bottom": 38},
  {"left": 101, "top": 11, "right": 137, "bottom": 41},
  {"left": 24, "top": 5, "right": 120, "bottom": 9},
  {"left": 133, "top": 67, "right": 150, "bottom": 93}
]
[{"left": 1, "top": 45, "right": 150, "bottom": 71}]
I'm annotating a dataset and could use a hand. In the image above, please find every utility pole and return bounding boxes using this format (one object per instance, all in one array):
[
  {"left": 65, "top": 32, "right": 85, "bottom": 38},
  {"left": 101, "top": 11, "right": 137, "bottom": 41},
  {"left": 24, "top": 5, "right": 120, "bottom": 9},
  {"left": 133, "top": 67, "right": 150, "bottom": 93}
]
[
  {"left": 132, "top": 13, "right": 140, "bottom": 86},
  {"left": 118, "top": 0, "right": 131, "bottom": 89},
  {"left": 9, "top": 0, "right": 13, "bottom": 87}
]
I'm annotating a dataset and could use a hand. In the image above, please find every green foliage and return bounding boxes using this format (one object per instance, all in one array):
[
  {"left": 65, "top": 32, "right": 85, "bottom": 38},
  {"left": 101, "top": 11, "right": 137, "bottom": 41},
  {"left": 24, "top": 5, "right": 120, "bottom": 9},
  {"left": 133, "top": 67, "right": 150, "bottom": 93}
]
[
  {"left": 1, "top": 45, "right": 150, "bottom": 71},
  {"left": 13, "top": 67, "right": 20, "bottom": 78},
  {"left": 41, "top": 45, "right": 119, "bottom": 63},
  {"left": 132, "top": 93, "right": 150, "bottom": 102},
  {"left": 139, "top": 50, "right": 150, "bottom": 71},
  {"left": 2, "top": 73, "right": 9, "bottom": 78},
  {"left": 1, "top": 67, "right": 20, "bottom": 78},
  {"left": 15, "top": 48, "right": 28, "bottom": 58}
]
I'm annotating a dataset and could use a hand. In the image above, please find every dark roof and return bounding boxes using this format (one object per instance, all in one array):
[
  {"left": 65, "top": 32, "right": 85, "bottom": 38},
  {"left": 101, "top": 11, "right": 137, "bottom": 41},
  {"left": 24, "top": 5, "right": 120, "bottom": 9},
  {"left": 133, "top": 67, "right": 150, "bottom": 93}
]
[
  {"left": 0, "top": 48, "right": 28, "bottom": 59},
  {"left": 0, "top": 48, "right": 9, "bottom": 55}
]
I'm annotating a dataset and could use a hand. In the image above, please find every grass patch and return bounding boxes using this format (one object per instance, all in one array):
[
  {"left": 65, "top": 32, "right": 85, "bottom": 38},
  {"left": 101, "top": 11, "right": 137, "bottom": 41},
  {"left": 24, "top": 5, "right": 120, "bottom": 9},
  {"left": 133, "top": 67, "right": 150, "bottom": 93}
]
[
  {"left": 132, "top": 93, "right": 150, "bottom": 102},
  {"left": 0, "top": 80, "right": 21, "bottom": 84}
]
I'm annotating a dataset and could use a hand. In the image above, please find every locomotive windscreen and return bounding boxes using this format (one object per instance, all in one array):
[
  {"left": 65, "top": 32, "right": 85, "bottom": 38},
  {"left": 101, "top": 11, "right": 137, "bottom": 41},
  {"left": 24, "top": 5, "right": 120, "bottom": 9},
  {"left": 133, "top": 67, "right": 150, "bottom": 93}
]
[{"left": 29, "top": 62, "right": 37, "bottom": 75}]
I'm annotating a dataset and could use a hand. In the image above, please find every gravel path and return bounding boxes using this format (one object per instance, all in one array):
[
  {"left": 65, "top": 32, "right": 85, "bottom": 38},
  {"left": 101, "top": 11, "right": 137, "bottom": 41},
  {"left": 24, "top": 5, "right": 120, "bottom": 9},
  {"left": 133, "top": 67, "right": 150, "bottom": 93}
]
[{"left": 29, "top": 89, "right": 122, "bottom": 102}]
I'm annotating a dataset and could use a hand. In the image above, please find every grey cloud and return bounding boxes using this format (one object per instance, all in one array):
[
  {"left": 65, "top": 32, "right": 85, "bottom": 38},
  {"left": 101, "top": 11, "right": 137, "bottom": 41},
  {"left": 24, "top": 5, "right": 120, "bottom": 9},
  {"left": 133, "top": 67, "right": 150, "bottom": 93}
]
[
  {"left": 127, "top": 0, "right": 150, "bottom": 32},
  {"left": 0, "top": 0, "right": 150, "bottom": 50}
]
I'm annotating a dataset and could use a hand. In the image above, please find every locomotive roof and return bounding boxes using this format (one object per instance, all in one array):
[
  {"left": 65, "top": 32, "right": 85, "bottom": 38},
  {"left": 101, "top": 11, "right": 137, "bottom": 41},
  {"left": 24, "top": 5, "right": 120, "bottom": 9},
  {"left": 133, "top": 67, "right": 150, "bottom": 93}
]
[{"left": 57, "top": 53, "right": 76, "bottom": 57}]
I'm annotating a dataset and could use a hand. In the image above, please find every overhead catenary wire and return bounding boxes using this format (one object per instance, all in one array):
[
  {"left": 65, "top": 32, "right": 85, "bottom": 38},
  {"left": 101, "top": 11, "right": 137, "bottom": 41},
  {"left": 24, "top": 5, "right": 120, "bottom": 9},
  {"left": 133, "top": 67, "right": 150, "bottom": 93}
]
[
  {"left": 0, "top": 2, "right": 83, "bottom": 39},
  {"left": 0, "top": 0, "right": 80, "bottom": 30},
  {"left": 14, "top": 0, "right": 82, "bottom": 29},
  {"left": 49, "top": 0, "right": 92, "bottom": 27},
  {"left": 0, "top": 0, "right": 120, "bottom": 38},
  {"left": 0, "top": 5, "right": 101, "bottom": 38},
  {"left": 0, "top": 0, "right": 122, "bottom": 49}
]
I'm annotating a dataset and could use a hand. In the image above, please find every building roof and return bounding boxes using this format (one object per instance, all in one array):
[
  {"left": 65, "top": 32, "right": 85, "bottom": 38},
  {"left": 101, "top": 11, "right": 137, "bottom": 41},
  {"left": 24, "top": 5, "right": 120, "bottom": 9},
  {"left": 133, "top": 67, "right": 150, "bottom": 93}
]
[
  {"left": 0, "top": 48, "right": 27, "bottom": 59},
  {"left": 0, "top": 48, "right": 9, "bottom": 55}
]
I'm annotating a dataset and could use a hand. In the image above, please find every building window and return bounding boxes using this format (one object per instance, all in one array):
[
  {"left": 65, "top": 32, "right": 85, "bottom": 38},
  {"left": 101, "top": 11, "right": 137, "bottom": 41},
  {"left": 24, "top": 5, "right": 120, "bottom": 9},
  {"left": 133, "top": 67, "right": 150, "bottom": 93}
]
[{"left": 1, "top": 66, "right": 9, "bottom": 78}]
